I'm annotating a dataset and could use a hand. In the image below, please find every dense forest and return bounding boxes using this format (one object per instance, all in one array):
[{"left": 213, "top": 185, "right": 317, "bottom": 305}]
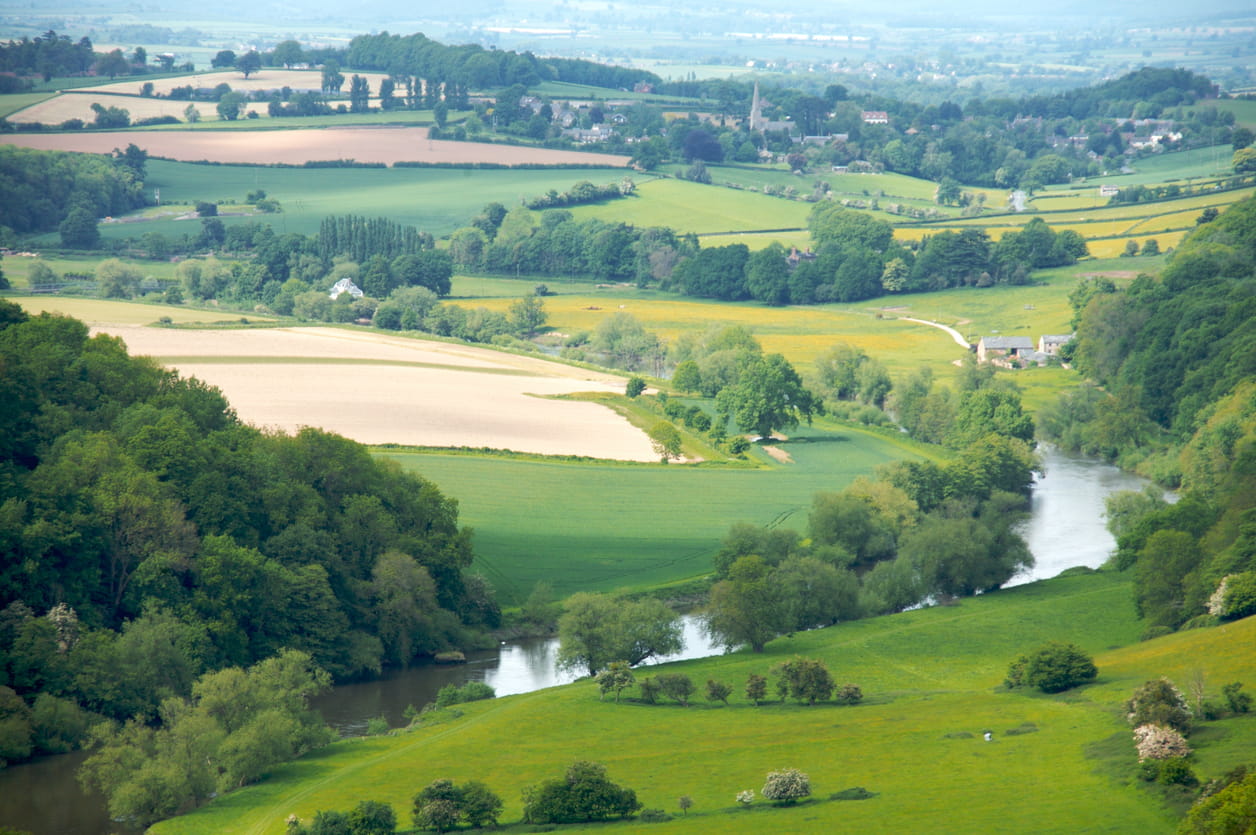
[
  {"left": 0, "top": 145, "right": 146, "bottom": 237},
  {"left": 1039, "top": 196, "right": 1256, "bottom": 631},
  {"left": 0, "top": 302, "right": 499, "bottom": 769}
]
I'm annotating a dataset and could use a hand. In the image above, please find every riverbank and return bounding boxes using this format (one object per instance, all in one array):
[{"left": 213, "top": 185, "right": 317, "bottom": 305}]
[{"left": 149, "top": 571, "right": 1256, "bottom": 835}]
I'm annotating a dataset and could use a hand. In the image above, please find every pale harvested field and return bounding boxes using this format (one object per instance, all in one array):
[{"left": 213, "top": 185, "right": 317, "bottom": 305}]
[
  {"left": 6, "top": 92, "right": 266, "bottom": 124},
  {"left": 77, "top": 70, "right": 389, "bottom": 97},
  {"left": 1, "top": 127, "right": 630, "bottom": 167},
  {"left": 91, "top": 325, "right": 658, "bottom": 461}
]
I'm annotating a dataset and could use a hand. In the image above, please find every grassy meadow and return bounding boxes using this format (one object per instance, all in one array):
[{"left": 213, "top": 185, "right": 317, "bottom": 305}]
[
  {"left": 147, "top": 573, "right": 1256, "bottom": 835},
  {"left": 568, "top": 177, "right": 812, "bottom": 235}
]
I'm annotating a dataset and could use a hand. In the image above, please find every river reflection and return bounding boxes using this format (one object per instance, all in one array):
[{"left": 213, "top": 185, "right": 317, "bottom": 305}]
[
  {"left": 313, "top": 616, "right": 717, "bottom": 736},
  {"left": 1009, "top": 446, "right": 1156, "bottom": 586}
]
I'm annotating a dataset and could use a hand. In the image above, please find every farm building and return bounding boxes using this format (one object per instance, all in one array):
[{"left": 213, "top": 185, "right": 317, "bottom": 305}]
[
  {"left": 976, "top": 336, "right": 1034, "bottom": 364},
  {"left": 1038, "top": 334, "right": 1074, "bottom": 355}
]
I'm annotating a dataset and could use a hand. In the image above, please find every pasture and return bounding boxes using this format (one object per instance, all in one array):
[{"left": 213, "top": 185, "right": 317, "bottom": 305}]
[
  {"left": 0, "top": 91, "right": 53, "bottom": 118},
  {"left": 148, "top": 573, "right": 1256, "bottom": 835},
  {"left": 567, "top": 177, "right": 811, "bottom": 235}
]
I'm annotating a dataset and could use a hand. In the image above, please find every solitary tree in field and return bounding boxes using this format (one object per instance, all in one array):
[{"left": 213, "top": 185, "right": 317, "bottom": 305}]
[
  {"left": 235, "top": 50, "right": 261, "bottom": 79},
  {"left": 716, "top": 353, "right": 821, "bottom": 440}
]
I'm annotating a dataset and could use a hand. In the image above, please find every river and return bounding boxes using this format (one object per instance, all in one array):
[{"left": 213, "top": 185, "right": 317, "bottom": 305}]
[{"left": 0, "top": 449, "right": 1147, "bottom": 834}]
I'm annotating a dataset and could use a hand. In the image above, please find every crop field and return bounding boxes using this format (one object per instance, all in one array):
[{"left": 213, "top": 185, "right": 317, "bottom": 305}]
[
  {"left": 387, "top": 420, "right": 930, "bottom": 602},
  {"left": 5, "top": 91, "right": 267, "bottom": 124},
  {"left": 568, "top": 178, "right": 811, "bottom": 234},
  {"left": 11, "top": 295, "right": 266, "bottom": 326},
  {"left": 73, "top": 323, "right": 661, "bottom": 461},
  {"left": 76, "top": 69, "right": 390, "bottom": 97},
  {"left": 136, "top": 109, "right": 442, "bottom": 130},
  {"left": 697, "top": 230, "right": 813, "bottom": 250},
  {"left": 148, "top": 574, "right": 1256, "bottom": 835},
  {"left": 1, "top": 127, "right": 631, "bottom": 167},
  {"left": 83, "top": 160, "right": 634, "bottom": 240}
]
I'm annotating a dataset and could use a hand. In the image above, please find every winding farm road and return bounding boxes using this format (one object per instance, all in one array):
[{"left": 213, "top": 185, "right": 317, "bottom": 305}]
[{"left": 900, "top": 317, "right": 972, "bottom": 349}]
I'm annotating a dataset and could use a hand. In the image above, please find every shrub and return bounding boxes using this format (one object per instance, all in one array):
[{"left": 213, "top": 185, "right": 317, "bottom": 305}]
[
  {"left": 364, "top": 716, "right": 389, "bottom": 736},
  {"left": 433, "top": 681, "right": 495, "bottom": 710},
  {"left": 626, "top": 376, "right": 646, "bottom": 397},
  {"left": 1005, "top": 642, "right": 1097, "bottom": 693},
  {"left": 762, "top": 768, "right": 811, "bottom": 805},
  {"left": 656, "top": 673, "right": 694, "bottom": 706},
  {"left": 1222, "top": 682, "right": 1252, "bottom": 714},
  {"left": 835, "top": 684, "right": 863, "bottom": 705},
  {"left": 706, "top": 679, "right": 732, "bottom": 705},
  {"left": 1209, "top": 572, "right": 1256, "bottom": 620},
  {"left": 522, "top": 761, "right": 640, "bottom": 824},
  {"left": 413, "top": 779, "right": 502, "bottom": 831},
  {"left": 638, "top": 808, "right": 671, "bottom": 822},
  {"left": 596, "top": 661, "right": 635, "bottom": 703},
  {"left": 1133, "top": 724, "right": 1191, "bottom": 761},
  {"left": 745, "top": 673, "right": 767, "bottom": 706},
  {"left": 638, "top": 677, "right": 659, "bottom": 704},
  {"left": 728, "top": 436, "right": 750, "bottom": 455},
  {"left": 1128, "top": 678, "right": 1192, "bottom": 733},
  {"left": 347, "top": 800, "right": 396, "bottom": 835},
  {"left": 773, "top": 657, "right": 834, "bottom": 705},
  {"left": 195, "top": 200, "right": 218, "bottom": 217}
]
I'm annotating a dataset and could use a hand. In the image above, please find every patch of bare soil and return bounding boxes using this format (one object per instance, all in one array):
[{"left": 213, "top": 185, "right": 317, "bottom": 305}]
[
  {"left": 761, "top": 445, "right": 794, "bottom": 464},
  {"left": 2, "top": 127, "right": 630, "bottom": 167},
  {"left": 91, "top": 325, "right": 656, "bottom": 460}
]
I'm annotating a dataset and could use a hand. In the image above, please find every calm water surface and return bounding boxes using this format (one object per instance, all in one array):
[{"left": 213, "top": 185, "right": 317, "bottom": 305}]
[{"left": 0, "top": 450, "right": 1146, "bottom": 834}]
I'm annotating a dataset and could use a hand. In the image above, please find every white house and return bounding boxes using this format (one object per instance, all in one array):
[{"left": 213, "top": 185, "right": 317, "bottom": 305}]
[{"left": 329, "top": 278, "right": 364, "bottom": 299}]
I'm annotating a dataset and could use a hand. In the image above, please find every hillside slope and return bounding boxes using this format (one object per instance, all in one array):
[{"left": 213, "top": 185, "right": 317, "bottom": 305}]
[{"left": 151, "top": 572, "right": 1256, "bottom": 834}]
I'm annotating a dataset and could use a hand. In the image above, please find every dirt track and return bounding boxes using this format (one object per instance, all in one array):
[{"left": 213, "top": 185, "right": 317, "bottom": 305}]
[{"left": 1, "top": 127, "right": 630, "bottom": 167}]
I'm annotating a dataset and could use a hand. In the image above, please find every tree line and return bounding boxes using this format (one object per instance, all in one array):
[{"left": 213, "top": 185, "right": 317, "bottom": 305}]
[
  {"left": 0, "top": 146, "right": 145, "bottom": 239},
  {"left": 0, "top": 301, "right": 500, "bottom": 771},
  {"left": 1038, "top": 195, "right": 1256, "bottom": 633}
]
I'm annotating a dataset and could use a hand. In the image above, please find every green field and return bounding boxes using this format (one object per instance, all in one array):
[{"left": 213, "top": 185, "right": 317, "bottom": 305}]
[
  {"left": 385, "top": 420, "right": 935, "bottom": 604},
  {"left": 568, "top": 177, "right": 812, "bottom": 235},
  {"left": 148, "top": 573, "right": 1256, "bottom": 835},
  {"left": 0, "top": 91, "right": 53, "bottom": 118},
  {"left": 1098, "top": 145, "right": 1235, "bottom": 186},
  {"left": 86, "top": 161, "right": 633, "bottom": 240}
]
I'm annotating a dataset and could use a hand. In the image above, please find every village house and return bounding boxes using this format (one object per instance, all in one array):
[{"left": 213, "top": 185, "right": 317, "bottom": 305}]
[{"left": 861, "top": 110, "right": 889, "bottom": 124}]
